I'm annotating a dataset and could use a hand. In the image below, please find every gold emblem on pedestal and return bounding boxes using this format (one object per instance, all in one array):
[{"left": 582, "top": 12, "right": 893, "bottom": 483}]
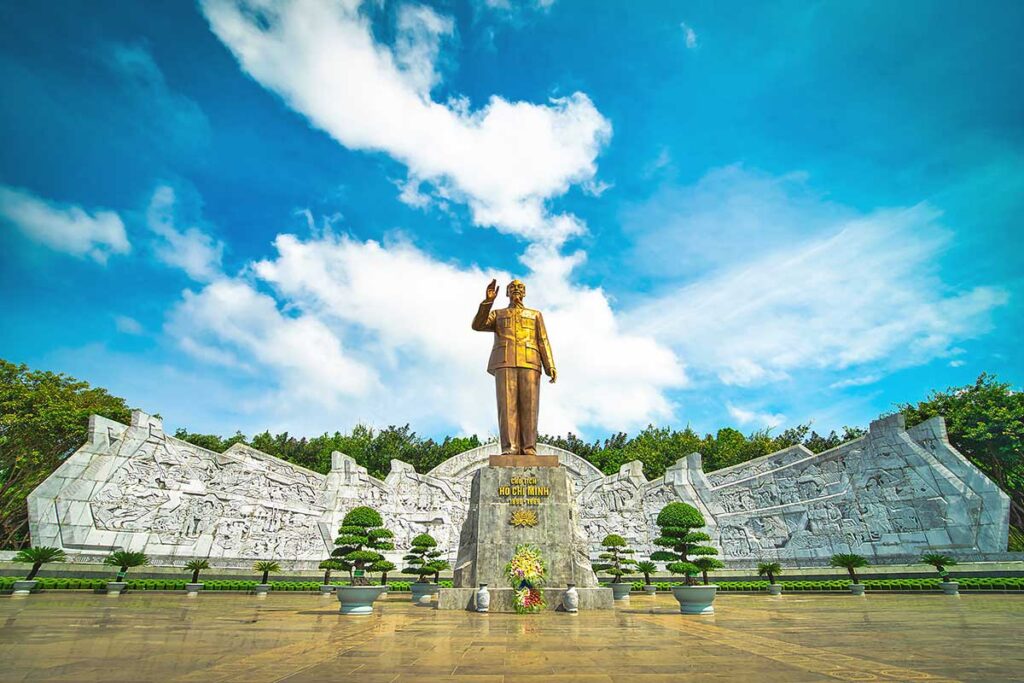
[{"left": 510, "top": 508, "right": 538, "bottom": 528}]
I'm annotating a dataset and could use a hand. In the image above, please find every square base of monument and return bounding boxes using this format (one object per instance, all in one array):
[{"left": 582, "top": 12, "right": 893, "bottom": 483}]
[
  {"left": 438, "top": 587, "right": 613, "bottom": 612},
  {"left": 488, "top": 454, "right": 560, "bottom": 467}
]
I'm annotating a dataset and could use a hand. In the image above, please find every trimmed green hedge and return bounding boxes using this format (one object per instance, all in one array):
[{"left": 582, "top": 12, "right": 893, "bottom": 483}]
[
  {"left": 0, "top": 576, "right": 440, "bottom": 591},
  {"left": 615, "top": 577, "right": 1024, "bottom": 591}
]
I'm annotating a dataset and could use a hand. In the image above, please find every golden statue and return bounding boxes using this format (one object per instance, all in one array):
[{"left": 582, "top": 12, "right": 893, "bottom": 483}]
[{"left": 472, "top": 279, "right": 556, "bottom": 456}]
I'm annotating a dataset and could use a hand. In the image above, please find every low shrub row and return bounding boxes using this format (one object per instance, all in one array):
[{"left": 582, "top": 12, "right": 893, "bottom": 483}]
[
  {"left": 603, "top": 577, "right": 1024, "bottom": 592},
  {"left": 0, "top": 576, "right": 452, "bottom": 591}
]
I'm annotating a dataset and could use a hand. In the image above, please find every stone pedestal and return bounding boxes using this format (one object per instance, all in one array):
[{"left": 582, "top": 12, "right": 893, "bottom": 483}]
[{"left": 440, "top": 465, "right": 612, "bottom": 611}]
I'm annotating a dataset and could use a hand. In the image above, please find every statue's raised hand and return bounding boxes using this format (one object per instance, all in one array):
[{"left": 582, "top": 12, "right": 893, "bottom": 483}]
[{"left": 484, "top": 278, "right": 499, "bottom": 303}]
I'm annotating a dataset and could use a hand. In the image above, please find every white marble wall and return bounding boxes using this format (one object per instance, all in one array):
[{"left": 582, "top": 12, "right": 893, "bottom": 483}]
[{"left": 27, "top": 410, "right": 1009, "bottom": 568}]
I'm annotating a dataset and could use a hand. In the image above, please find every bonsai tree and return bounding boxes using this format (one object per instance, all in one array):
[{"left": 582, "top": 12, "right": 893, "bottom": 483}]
[
  {"left": 757, "top": 561, "right": 783, "bottom": 585},
  {"left": 650, "top": 502, "right": 721, "bottom": 586},
  {"left": 104, "top": 550, "right": 149, "bottom": 581},
  {"left": 254, "top": 560, "right": 280, "bottom": 585},
  {"left": 333, "top": 506, "right": 394, "bottom": 586},
  {"left": 693, "top": 556, "right": 725, "bottom": 585},
  {"left": 921, "top": 553, "right": 957, "bottom": 581},
  {"left": 636, "top": 560, "right": 658, "bottom": 586},
  {"left": 402, "top": 533, "right": 448, "bottom": 584},
  {"left": 372, "top": 559, "right": 397, "bottom": 585},
  {"left": 319, "top": 558, "right": 347, "bottom": 584},
  {"left": 185, "top": 559, "right": 210, "bottom": 584},
  {"left": 13, "top": 546, "right": 66, "bottom": 581},
  {"left": 830, "top": 553, "right": 868, "bottom": 584},
  {"left": 593, "top": 534, "right": 638, "bottom": 583}
]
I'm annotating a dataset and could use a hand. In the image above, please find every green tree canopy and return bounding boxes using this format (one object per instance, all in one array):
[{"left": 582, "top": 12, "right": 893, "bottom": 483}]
[{"left": 333, "top": 506, "right": 394, "bottom": 585}]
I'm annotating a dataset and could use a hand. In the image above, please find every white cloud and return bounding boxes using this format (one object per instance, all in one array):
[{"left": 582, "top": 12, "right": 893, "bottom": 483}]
[
  {"left": 629, "top": 201, "right": 1008, "bottom": 386},
  {"left": 114, "top": 315, "right": 144, "bottom": 335},
  {"left": 727, "top": 403, "right": 785, "bottom": 429},
  {"left": 829, "top": 374, "right": 882, "bottom": 389},
  {"left": 0, "top": 185, "right": 130, "bottom": 263},
  {"left": 200, "top": 0, "right": 610, "bottom": 245},
  {"left": 169, "top": 232, "right": 685, "bottom": 435},
  {"left": 167, "top": 278, "right": 377, "bottom": 411},
  {"left": 948, "top": 359, "right": 966, "bottom": 368},
  {"left": 681, "top": 22, "right": 698, "bottom": 49},
  {"left": 146, "top": 185, "right": 224, "bottom": 281}
]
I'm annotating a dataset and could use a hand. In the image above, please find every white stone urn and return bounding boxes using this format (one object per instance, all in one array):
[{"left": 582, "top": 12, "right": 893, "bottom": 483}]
[
  {"left": 319, "top": 585, "right": 336, "bottom": 595},
  {"left": 475, "top": 584, "right": 490, "bottom": 612},
  {"left": 562, "top": 583, "right": 579, "bottom": 612},
  {"left": 410, "top": 581, "right": 439, "bottom": 605},
  {"left": 610, "top": 583, "right": 631, "bottom": 600},
  {"left": 767, "top": 584, "right": 783, "bottom": 596},
  {"left": 185, "top": 583, "right": 203, "bottom": 595},
  {"left": 849, "top": 583, "right": 865, "bottom": 596},
  {"left": 643, "top": 584, "right": 657, "bottom": 596},
  {"left": 12, "top": 580, "right": 37, "bottom": 596},
  {"left": 106, "top": 581, "right": 127, "bottom": 596},
  {"left": 254, "top": 584, "right": 271, "bottom": 595},
  {"left": 672, "top": 585, "right": 718, "bottom": 614},
  {"left": 940, "top": 581, "right": 959, "bottom": 596},
  {"left": 336, "top": 585, "right": 385, "bottom": 615}
]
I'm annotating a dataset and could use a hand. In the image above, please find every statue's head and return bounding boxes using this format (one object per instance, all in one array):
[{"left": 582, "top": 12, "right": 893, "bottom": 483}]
[{"left": 506, "top": 279, "right": 526, "bottom": 305}]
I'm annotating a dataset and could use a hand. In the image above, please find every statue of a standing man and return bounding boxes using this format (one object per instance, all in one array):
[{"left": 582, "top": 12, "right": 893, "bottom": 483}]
[{"left": 472, "top": 279, "right": 556, "bottom": 455}]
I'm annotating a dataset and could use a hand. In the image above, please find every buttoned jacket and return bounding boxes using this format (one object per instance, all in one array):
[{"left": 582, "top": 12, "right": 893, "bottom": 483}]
[{"left": 471, "top": 300, "right": 555, "bottom": 375}]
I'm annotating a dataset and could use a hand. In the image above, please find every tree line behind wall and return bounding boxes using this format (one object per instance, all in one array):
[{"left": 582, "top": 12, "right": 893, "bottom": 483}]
[{"left": 1, "top": 358, "right": 1021, "bottom": 550}]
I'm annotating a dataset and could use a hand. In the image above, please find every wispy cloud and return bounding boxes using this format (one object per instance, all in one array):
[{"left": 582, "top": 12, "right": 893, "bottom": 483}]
[
  {"left": 0, "top": 185, "right": 130, "bottom": 263},
  {"left": 727, "top": 402, "right": 785, "bottom": 428},
  {"left": 681, "top": 22, "right": 698, "bottom": 49},
  {"left": 146, "top": 185, "right": 223, "bottom": 282}
]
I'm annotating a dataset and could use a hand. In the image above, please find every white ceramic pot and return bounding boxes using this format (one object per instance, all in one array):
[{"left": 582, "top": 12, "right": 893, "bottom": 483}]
[
  {"left": 410, "top": 582, "right": 440, "bottom": 605},
  {"left": 767, "top": 584, "right": 782, "bottom": 596},
  {"left": 643, "top": 584, "right": 657, "bottom": 596},
  {"left": 671, "top": 585, "right": 718, "bottom": 615},
  {"left": 940, "top": 581, "right": 959, "bottom": 596},
  {"left": 185, "top": 583, "right": 203, "bottom": 594},
  {"left": 336, "top": 585, "right": 385, "bottom": 615},
  {"left": 563, "top": 583, "right": 579, "bottom": 612},
  {"left": 106, "top": 581, "right": 126, "bottom": 596},
  {"left": 476, "top": 584, "right": 491, "bottom": 612},
  {"left": 254, "top": 584, "right": 271, "bottom": 595},
  {"left": 12, "top": 580, "right": 37, "bottom": 596},
  {"left": 849, "top": 583, "right": 865, "bottom": 596},
  {"left": 320, "top": 584, "right": 336, "bottom": 594},
  {"left": 610, "top": 583, "right": 631, "bottom": 600}
]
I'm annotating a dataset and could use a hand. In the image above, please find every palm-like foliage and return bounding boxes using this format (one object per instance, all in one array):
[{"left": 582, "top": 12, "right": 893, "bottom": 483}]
[
  {"left": 185, "top": 559, "right": 210, "bottom": 584},
  {"left": 372, "top": 560, "right": 397, "bottom": 585},
  {"left": 592, "top": 534, "right": 638, "bottom": 583},
  {"left": 693, "top": 556, "right": 725, "bottom": 585},
  {"left": 757, "top": 561, "right": 783, "bottom": 584},
  {"left": 104, "top": 550, "right": 149, "bottom": 578},
  {"left": 401, "top": 533, "right": 448, "bottom": 583},
  {"left": 13, "top": 546, "right": 66, "bottom": 580},
  {"left": 829, "top": 553, "right": 868, "bottom": 583},
  {"left": 253, "top": 560, "right": 281, "bottom": 584},
  {"left": 921, "top": 553, "right": 957, "bottom": 578},
  {"left": 636, "top": 560, "right": 658, "bottom": 585},
  {"left": 333, "top": 506, "right": 394, "bottom": 586},
  {"left": 650, "top": 502, "right": 722, "bottom": 586}
]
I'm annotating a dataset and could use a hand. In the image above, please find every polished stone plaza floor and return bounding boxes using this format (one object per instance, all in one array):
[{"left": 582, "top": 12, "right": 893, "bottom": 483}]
[{"left": 0, "top": 592, "right": 1021, "bottom": 682}]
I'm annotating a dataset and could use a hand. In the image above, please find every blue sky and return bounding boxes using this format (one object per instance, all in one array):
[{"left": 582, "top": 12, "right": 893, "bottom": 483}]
[{"left": 1, "top": 0, "right": 1021, "bottom": 441}]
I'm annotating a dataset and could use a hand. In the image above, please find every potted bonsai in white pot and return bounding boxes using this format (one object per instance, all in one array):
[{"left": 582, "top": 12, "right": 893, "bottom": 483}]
[
  {"left": 593, "top": 534, "right": 638, "bottom": 600},
  {"left": 922, "top": 553, "right": 959, "bottom": 595},
  {"left": 103, "top": 550, "right": 149, "bottom": 595},
  {"left": 830, "top": 553, "right": 869, "bottom": 595},
  {"left": 319, "top": 559, "right": 347, "bottom": 594},
  {"left": 757, "top": 561, "right": 784, "bottom": 595},
  {"left": 636, "top": 561, "right": 658, "bottom": 596},
  {"left": 651, "top": 502, "right": 722, "bottom": 614},
  {"left": 184, "top": 559, "right": 209, "bottom": 594},
  {"left": 402, "top": 533, "right": 448, "bottom": 604},
  {"left": 253, "top": 560, "right": 280, "bottom": 595},
  {"left": 334, "top": 506, "right": 394, "bottom": 615},
  {"left": 11, "top": 546, "right": 66, "bottom": 595}
]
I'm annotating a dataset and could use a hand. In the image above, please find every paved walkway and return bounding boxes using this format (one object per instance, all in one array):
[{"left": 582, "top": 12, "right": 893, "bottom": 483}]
[{"left": 1, "top": 592, "right": 1020, "bottom": 682}]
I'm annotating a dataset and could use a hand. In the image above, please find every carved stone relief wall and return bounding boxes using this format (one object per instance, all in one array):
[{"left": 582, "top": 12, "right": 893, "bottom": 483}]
[{"left": 28, "top": 410, "right": 1009, "bottom": 568}]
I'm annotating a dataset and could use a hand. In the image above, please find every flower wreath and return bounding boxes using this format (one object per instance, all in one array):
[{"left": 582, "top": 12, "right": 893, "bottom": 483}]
[{"left": 504, "top": 544, "right": 547, "bottom": 613}]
